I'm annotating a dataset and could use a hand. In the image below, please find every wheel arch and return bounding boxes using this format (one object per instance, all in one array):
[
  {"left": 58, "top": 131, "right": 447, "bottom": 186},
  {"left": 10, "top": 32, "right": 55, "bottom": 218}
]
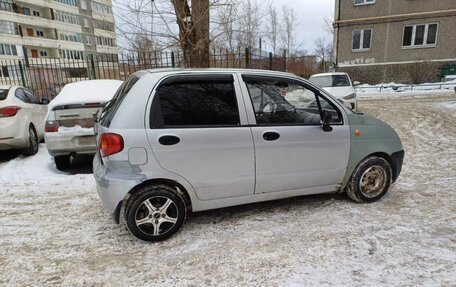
[{"left": 115, "top": 178, "right": 193, "bottom": 225}]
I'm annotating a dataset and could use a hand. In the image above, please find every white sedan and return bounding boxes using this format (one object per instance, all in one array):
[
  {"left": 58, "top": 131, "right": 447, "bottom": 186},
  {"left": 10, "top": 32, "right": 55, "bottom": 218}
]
[
  {"left": 0, "top": 85, "right": 48, "bottom": 155},
  {"left": 309, "top": 72, "right": 359, "bottom": 111}
]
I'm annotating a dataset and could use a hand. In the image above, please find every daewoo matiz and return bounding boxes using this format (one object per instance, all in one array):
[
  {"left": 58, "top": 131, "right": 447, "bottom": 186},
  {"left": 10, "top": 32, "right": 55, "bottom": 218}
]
[{"left": 93, "top": 69, "right": 404, "bottom": 241}]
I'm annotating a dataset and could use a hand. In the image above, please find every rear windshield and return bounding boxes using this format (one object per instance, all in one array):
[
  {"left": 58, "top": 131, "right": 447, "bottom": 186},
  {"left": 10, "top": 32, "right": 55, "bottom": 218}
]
[
  {"left": 0, "top": 89, "right": 8, "bottom": 101},
  {"left": 99, "top": 75, "right": 140, "bottom": 127},
  {"left": 309, "top": 75, "right": 350, "bottom": 88}
]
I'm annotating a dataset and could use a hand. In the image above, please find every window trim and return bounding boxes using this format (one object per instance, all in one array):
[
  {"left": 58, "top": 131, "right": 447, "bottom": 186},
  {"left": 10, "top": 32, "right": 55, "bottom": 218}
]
[
  {"left": 151, "top": 74, "right": 241, "bottom": 129},
  {"left": 352, "top": 28, "right": 372, "bottom": 52},
  {"left": 241, "top": 75, "right": 344, "bottom": 127},
  {"left": 354, "top": 0, "right": 375, "bottom": 6},
  {"left": 402, "top": 23, "right": 439, "bottom": 49}
]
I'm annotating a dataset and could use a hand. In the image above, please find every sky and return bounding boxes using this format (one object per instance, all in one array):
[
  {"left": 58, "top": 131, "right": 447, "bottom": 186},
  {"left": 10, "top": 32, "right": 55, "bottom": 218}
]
[
  {"left": 112, "top": 0, "right": 335, "bottom": 54},
  {"left": 267, "top": 0, "right": 335, "bottom": 53}
]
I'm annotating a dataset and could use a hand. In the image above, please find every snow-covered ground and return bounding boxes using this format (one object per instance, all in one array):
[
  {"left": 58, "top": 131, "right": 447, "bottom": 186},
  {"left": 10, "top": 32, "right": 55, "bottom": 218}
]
[{"left": 1, "top": 93, "right": 455, "bottom": 286}]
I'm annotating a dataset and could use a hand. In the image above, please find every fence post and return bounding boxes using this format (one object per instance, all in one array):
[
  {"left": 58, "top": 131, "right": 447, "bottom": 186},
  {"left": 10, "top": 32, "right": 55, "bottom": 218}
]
[
  {"left": 283, "top": 49, "right": 287, "bottom": 71},
  {"left": 245, "top": 47, "right": 250, "bottom": 69},
  {"left": 171, "top": 51, "right": 175, "bottom": 68},
  {"left": 90, "top": 54, "right": 96, "bottom": 79},
  {"left": 18, "top": 61, "right": 26, "bottom": 87},
  {"left": 268, "top": 52, "right": 273, "bottom": 70}
]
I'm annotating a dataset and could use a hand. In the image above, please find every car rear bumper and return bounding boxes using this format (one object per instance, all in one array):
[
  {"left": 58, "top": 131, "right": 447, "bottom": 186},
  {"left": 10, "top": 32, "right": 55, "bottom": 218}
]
[
  {"left": 93, "top": 153, "right": 141, "bottom": 220},
  {"left": 45, "top": 131, "right": 97, "bottom": 156},
  {"left": 391, "top": 149, "right": 405, "bottom": 182}
]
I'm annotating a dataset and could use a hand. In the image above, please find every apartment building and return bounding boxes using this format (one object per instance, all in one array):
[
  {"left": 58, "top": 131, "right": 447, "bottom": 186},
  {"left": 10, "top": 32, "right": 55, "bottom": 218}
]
[
  {"left": 0, "top": 0, "right": 118, "bottom": 62},
  {"left": 333, "top": 0, "right": 456, "bottom": 84}
]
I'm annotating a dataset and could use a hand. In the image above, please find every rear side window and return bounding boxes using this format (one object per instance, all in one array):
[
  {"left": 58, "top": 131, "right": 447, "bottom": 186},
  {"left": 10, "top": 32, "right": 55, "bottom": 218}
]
[
  {"left": 0, "top": 89, "right": 8, "bottom": 101},
  {"left": 15, "top": 88, "right": 30, "bottom": 103},
  {"left": 99, "top": 75, "right": 140, "bottom": 126},
  {"left": 24, "top": 89, "right": 40, "bottom": 104},
  {"left": 156, "top": 80, "right": 239, "bottom": 127}
]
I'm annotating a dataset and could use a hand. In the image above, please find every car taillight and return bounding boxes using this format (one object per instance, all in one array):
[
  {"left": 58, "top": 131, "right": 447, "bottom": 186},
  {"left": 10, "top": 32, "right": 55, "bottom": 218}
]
[
  {"left": 45, "top": 121, "right": 59, "bottom": 132},
  {"left": 0, "top": 106, "right": 21, "bottom": 117},
  {"left": 99, "top": 133, "right": 124, "bottom": 157}
]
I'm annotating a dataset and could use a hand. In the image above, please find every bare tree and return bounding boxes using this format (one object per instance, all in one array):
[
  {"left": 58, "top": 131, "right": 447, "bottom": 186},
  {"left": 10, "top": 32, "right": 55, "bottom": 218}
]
[
  {"left": 267, "top": 4, "right": 279, "bottom": 54},
  {"left": 280, "top": 5, "right": 296, "bottom": 56},
  {"left": 314, "top": 37, "right": 333, "bottom": 72},
  {"left": 211, "top": 0, "right": 238, "bottom": 50},
  {"left": 236, "top": 0, "right": 265, "bottom": 49}
]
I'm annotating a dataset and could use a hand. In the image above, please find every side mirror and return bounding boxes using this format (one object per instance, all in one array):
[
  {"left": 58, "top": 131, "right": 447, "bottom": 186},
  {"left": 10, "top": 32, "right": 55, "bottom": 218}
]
[
  {"left": 353, "top": 81, "right": 361, "bottom": 86},
  {"left": 41, "top": 98, "right": 50, "bottom": 105},
  {"left": 322, "top": 110, "right": 333, "bottom": 132}
]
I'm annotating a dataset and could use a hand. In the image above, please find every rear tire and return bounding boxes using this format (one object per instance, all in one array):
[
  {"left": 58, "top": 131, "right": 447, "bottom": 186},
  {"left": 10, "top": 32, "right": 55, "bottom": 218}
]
[
  {"left": 125, "top": 184, "right": 186, "bottom": 242},
  {"left": 54, "top": 155, "right": 71, "bottom": 171},
  {"left": 346, "top": 156, "right": 392, "bottom": 203},
  {"left": 21, "top": 126, "right": 39, "bottom": 156}
]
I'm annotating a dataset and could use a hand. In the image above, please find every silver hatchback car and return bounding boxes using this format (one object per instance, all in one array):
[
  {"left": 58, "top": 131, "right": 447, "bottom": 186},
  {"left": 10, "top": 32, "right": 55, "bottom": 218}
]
[{"left": 94, "top": 69, "right": 404, "bottom": 241}]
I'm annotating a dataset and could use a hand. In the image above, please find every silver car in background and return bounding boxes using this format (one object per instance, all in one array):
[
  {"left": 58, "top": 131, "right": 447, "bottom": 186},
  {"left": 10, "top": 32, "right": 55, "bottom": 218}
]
[
  {"left": 93, "top": 69, "right": 404, "bottom": 242},
  {"left": 45, "top": 80, "right": 122, "bottom": 170}
]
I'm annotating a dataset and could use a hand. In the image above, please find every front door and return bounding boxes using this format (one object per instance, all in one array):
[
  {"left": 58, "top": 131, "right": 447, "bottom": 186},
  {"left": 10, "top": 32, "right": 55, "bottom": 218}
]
[
  {"left": 146, "top": 74, "right": 255, "bottom": 201},
  {"left": 27, "top": 28, "right": 33, "bottom": 37},
  {"left": 31, "top": 49, "right": 38, "bottom": 58},
  {"left": 241, "top": 75, "right": 350, "bottom": 194}
]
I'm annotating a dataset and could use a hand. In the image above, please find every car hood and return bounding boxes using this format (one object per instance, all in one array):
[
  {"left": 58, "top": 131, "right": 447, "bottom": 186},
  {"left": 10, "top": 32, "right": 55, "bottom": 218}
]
[{"left": 322, "top": 87, "right": 355, "bottom": 98}]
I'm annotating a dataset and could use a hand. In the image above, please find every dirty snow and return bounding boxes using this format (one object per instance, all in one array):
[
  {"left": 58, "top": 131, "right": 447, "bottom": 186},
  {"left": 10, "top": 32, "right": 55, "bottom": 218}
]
[
  {"left": 440, "top": 101, "right": 456, "bottom": 109},
  {"left": 357, "top": 80, "right": 456, "bottom": 94},
  {"left": 57, "top": 125, "right": 94, "bottom": 135},
  {"left": 48, "top": 80, "right": 123, "bottom": 112},
  {"left": 1, "top": 93, "right": 455, "bottom": 286}
]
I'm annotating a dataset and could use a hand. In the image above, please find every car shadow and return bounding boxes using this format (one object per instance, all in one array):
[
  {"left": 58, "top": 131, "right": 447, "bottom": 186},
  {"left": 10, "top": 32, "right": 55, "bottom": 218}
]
[
  {"left": 0, "top": 150, "right": 20, "bottom": 164},
  {"left": 65, "top": 155, "right": 94, "bottom": 174}
]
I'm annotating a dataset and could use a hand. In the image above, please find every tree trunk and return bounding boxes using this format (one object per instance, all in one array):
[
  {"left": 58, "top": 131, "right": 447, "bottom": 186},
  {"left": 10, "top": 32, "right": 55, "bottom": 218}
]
[{"left": 171, "top": 0, "right": 210, "bottom": 68}]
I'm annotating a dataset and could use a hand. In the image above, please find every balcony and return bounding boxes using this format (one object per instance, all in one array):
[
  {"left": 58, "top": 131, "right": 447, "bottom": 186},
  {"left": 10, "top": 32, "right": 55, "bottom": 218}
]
[{"left": 0, "top": 10, "right": 82, "bottom": 33}]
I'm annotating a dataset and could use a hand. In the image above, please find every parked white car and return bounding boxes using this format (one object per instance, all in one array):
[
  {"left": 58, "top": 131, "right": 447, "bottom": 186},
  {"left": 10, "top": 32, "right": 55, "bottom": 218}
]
[
  {"left": 309, "top": 72, "right": 359, "bottom": 111},
  {"left": 44, "top": 80, "right": 123, "bottom": 170},
  {"left": 0, "top": 85, "right": 48, "bottom": 155}
]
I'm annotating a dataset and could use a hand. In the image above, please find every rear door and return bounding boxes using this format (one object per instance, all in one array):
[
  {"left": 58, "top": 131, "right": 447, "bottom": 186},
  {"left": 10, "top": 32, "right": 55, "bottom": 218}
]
[
  {"left": 146, "top": 74, "right": 255, "bottom": 201},
  {"left": 241, "top": 75, "right": 350, "bottom": 194},
  {"left": 23, "top": 89, "right": 46, "bottom": 136}
]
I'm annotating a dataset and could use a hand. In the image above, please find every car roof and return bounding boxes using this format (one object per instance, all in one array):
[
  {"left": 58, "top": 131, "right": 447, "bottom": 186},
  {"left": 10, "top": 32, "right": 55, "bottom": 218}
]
[{"left": 310, "top": 72, "right": 348, "bottom": 78}]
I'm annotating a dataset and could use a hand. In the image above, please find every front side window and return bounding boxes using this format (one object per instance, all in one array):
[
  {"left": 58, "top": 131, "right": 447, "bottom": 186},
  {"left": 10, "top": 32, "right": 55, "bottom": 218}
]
[
  {"left": 243, "top": 77, "right": 342, "bottom": 125},
  {"left": 157, "top": 80, "right": 239, "bottom": 127},
  {"left": 15, "top": 88, "right": 29, "bottom": 103},
  {"left": 352, "top": 29, "right": 372, "bottom": 51},
  {"left": 403, "top": 23, "right": 438, "bottom": 48}
]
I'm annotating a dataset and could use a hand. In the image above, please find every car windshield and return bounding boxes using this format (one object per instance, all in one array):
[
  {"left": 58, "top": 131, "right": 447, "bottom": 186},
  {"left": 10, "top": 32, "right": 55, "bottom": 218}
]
[
  {"left": 0, "top": 89, "right": 8, "bottom": 101},
  {"left": 310, "top": 75, "right": 350, "bottom": 88}
]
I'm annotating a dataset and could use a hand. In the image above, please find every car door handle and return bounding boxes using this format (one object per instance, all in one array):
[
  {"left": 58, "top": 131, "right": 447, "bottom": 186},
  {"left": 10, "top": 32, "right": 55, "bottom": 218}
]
[
  {"left": 263, "top": 132, "right": 280, "bottom": 141},
  {"left": 159, "top": 135, "right": 180, "bottom": 146}
]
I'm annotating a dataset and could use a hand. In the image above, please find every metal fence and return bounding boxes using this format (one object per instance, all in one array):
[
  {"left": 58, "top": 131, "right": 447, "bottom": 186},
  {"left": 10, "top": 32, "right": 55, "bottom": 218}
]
[
  {"left": 356, "top": 82, "right": 456, "bottom": 93},
  {"left": 0, "top": 48, "right": 318, "bottom": 100}
]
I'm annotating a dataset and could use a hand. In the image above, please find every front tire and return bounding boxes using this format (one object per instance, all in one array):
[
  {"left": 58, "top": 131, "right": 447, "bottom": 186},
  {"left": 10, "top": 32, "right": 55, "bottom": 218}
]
[
  {"left": 21, "top": 126, "right": 39, "bottom": 156},
  {"left": 54, "top": 155, "right": 71, "bottom": 170},
  {"left": 346, "top": 156, "right": 392, "bottom": 203},
  {"left": 125, "top": 185, "right": 186, "bottom": 241}
]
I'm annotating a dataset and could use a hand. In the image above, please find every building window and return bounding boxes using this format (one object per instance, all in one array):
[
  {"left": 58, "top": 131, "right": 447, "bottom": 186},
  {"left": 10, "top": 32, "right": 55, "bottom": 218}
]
[
  {"left": 54, "top": 10, "right": 80, "bottom": 25},
  {"left": 354, "top": 0, "right": 375, "bottom": 5},
  {"left": 352, "top": 29, "right": 372, "bottom": 51},
  {"left": 92, "top": 1, "right": 112, "bottom": 15},
  {"left": 40, "top": 51, "right": 48, "bottom": 57},
  {"left": 55, "top": 0, "right": 76, "bottom": 6},
  {"left": 96, "top": 36, "right": 116, "bottom": 47},
  {"left": 0, "top": 20, "right": 19, "bottom": 35},
  {"left": 83, "top": 18, "right": 90, "bottom": 28},
  {"left": 32, "top": 11, "right": 40, "bottom": 16},
  {"left": 94, "top": 20, "right": 115, "bottom": 32},
  {"left": 80, "top": 0, "right": 88, "bottom": 10},
  {"left": 0, "top": 43, "right": 18, "bottom": 56},
  {"left": 59, "top": 49, "right": 84, "bottom": 60},
  {"left": 85, "top": 35, "right": 92, "bottom": 45},
  {"left": 58, "top": 30, "right": 82, "bottom": 43},
  {"left": 23, "top": 8, "right": 30, "bottom": 15},
  {"left": 0, "top": 0, "right": 14, "bottom": 12},
  {"left": 36, "top": 30, "right": 44, "bottom": 37},
  {"left": 403, "top": 23, "right": 438, "bottom": 48}
]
